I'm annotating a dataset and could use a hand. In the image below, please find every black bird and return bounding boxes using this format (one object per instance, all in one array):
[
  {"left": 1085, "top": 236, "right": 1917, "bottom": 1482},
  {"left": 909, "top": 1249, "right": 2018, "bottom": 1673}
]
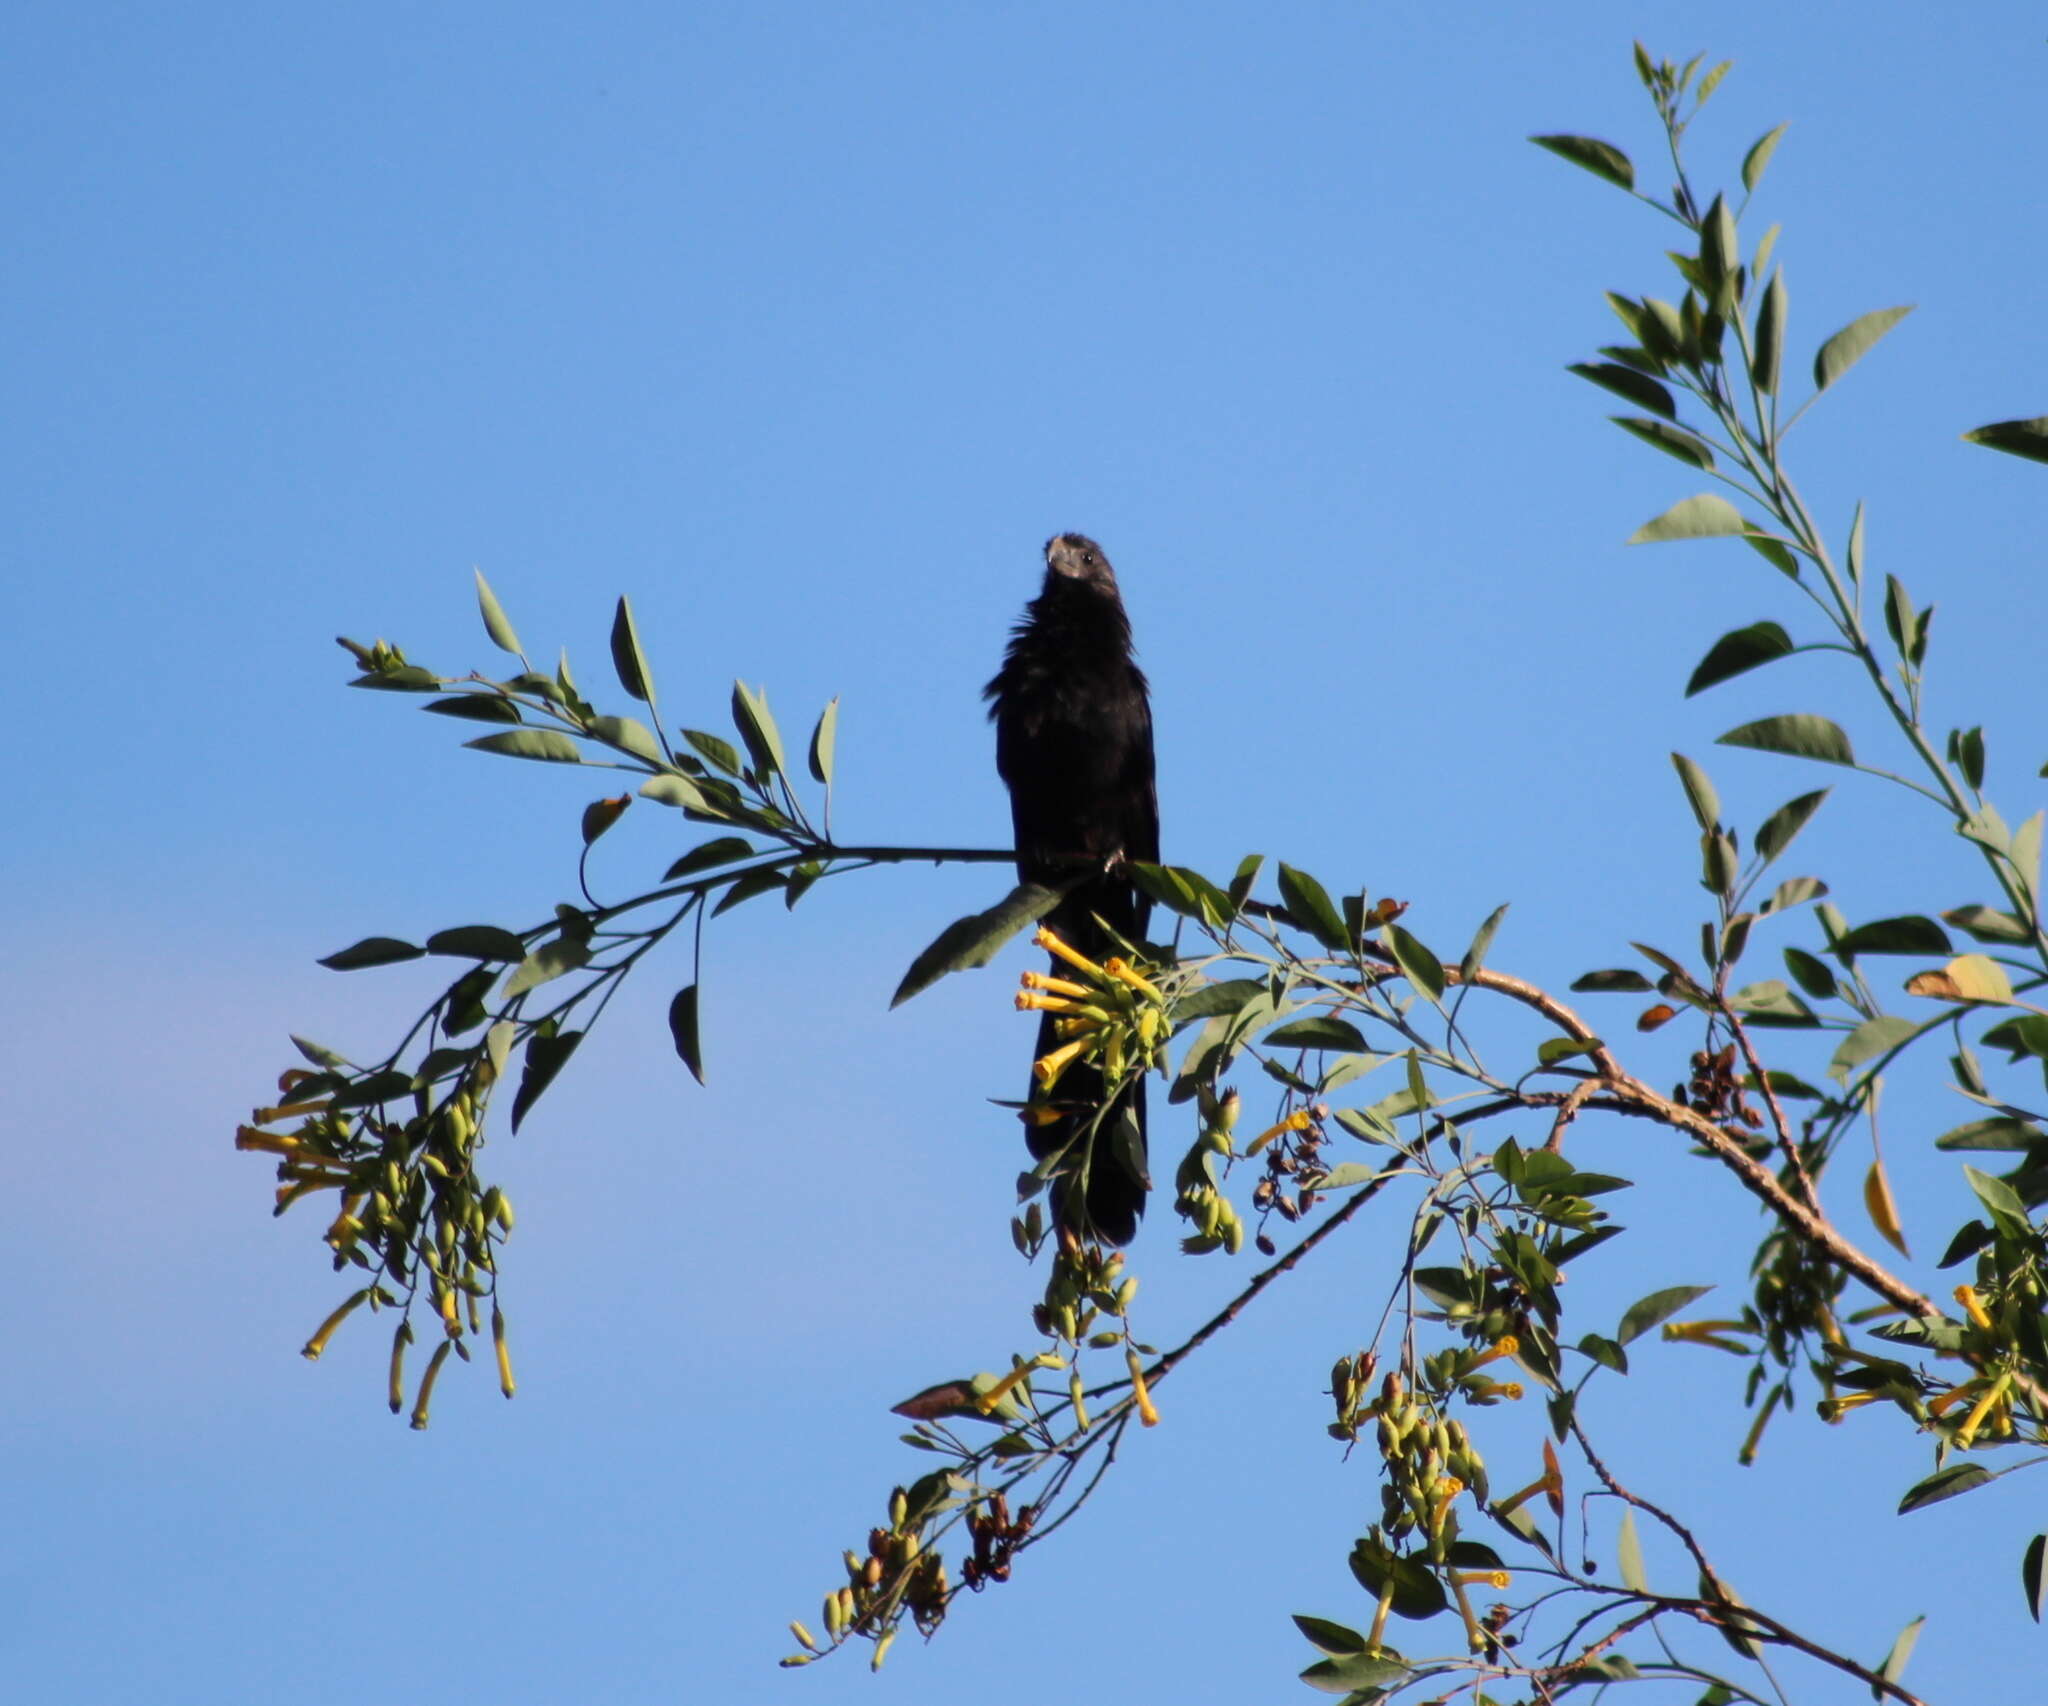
[{"left": 985, "top": 533, "right": 1158, "bottom": 1244}]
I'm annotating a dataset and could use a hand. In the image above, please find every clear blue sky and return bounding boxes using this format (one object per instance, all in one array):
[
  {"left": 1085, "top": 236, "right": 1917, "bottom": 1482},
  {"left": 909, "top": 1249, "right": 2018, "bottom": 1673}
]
[{"left": 6, "top": 4, "right": 2044, "bottom": 1700}]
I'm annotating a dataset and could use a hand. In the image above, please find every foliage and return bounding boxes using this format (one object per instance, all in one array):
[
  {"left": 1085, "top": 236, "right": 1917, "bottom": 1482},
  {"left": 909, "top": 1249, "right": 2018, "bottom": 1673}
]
[{"left": 235, "top": 44, "right": 2048, "bottom": 1704}]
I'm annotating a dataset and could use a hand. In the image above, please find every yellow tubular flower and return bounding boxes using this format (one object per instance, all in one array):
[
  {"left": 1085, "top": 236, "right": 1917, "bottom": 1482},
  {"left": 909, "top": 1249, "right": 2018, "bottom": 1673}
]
[
  {"left": 1956, "top": 1373, "right": 2011, "bottom": 1448},
  {"left": 1955, "top": 1284, "right": 1994, "bottom": 1331},
  {"left": 1102, "top": 958, "right": 1164, "bottom": 1004},
  {"left": 1466, "top": 1335, "right": 1521, "bottom": 1370},
  {"left": 1034, "top": 926, "right": 1105, "bottom": 978},
  {"left": 1020, "top": 971, "right": 1091, "bottom": 998},
  {"left": 1034, "top": 1035, "right": 1092, "bottom": 1089},
  {"left": 1127, "top": 1350, "right": 1160, "bottom": 1426}
]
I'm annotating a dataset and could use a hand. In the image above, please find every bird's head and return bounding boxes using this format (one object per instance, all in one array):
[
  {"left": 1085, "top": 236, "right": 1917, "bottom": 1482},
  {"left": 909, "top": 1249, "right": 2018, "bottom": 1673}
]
[{"left": 1044, "top": 533, "right": 1118, "bottom": 591}]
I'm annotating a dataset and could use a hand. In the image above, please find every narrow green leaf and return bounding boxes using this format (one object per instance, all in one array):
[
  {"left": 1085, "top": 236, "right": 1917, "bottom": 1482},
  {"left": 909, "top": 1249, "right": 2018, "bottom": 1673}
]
[
  {"left": 1847, "top": 501, "right": 1866, "bottom": 589},
  {"left": 1174, "top": 979, "right": 1265, "bottom": 1023},
  {"left": 892, "top": 883, "right": 1064, "bottom": 1007},
  {"left": 1386, "top": 925, "right": 1446, "bottom": 1005},
  {"left": 510, "top": 1027, "right": 582, "bottom": 1131},
  {"left": 1627, "top": 492, "right": 1745, "bottom": 544},
  {"left": 318, "top": 937, "right": 425, "bottom": 971},
  {"left": 730, "top": 681, "right": 788, "bottom": 779},
  {"left": 1813, "top": 305, "right": 1913, "bottom": 392},
  {"left": 1751, "top": 269, "right": 1786, "bottom": 396},
  {"left": 1943, "top": 903, "right": 2030, "bottom": 945},
  {"left": 1569, "top": 361, "right": 1675, "bottom": 417},
  {"left": 1754, "top": 789, "right": 1827, "bottom": 863},
  {"left": 1670, "top": 753, "right": 1720, "bottom": 830},
  {"left": 1618, "top": 1284, "right": 1711, "bottom": 1344},
  {"left": 1615, "top": 1509, "right": 1649, "bottom": 1593},
  {"left": 609, "top": 596, "right": 655, "bottom": 704},
  {"left": 1613, "top": 416, "right": 1716, "bottom": 470},
  {"left": 465, "top": 729, "right": 584, "bottom": 764},
  {"left": 290, "top": 1035, "right": 352, "bottom": 1070},
  {"left": 1538, "top": 1037, "right": 1603, "bottom": 1066},
  {"left": 1742, "top": 121, "right": 1789, "bottom": 193},
  {"left": 2023, "top": 1533, "right": 2046, "bottom": 1622},
  {"left": 1897, "top": 1462, "right": 1992, "bottom": 1514},
  {"left": 1965, "top": 1163, "right": 2030, "bottom": 1224},
  {"left": 1949, "top": 725, "right": 1986, "bottom": 792},
  {"left": 350, "top": 665, "right": 442, "bottom": 692},
  {"left": 1833, "top": 915, "right": 1952, "bottom": 956},
  {"left": 475, "top": 569, "right": 524, "bottom": 656},
  {"left": 1762, "top": 874, "right": 1827, "bottom": 914},
  {"left": 1276, "top": 864, "right": 1349, "bottom": 952},
  {"left": 662, "top": 837, "right": 755, "bottom": 880},
  {"left": 668, "top": 984, "right": 703, "bottom": 1084},
  {"left": 1291, "top": 1615, "right": 1365, "bottom": 1657},
  {"left": 683, "top": 729, "right": 743, "bottom": 775},
  {"left": 502, "top": 937, "right": 592, "bottom": 1000},
  {"left": 1459, "top": 903, "right": 1509, "bottom": 985},
  {"left": 712, "top": 869, "right": 788, "bottom": 916},
  {"left": 1298, "top": 1651, "right": 1412, "bottom": 1694},
  {"left": 1696, "top": 59, "right": 1732, "bottom": 106},
  {"left": 424, "top": 694, "right": 522, "bottom": 723},
  {"left": 425, "top": 925, "right": 527, "bottom": 962},
  {"left": 1934, "top": 1118, "right": 2041, "bottom": 1152},
  {"left": 1717, "top": 713, "right": 1854, "bottom": 766},
  {"left": 807, "top": 697, "right": 839, "bottom": 785},
  {"left": 1530, "top": 133, "right": 1634, "bottom": 190},
  {"left": 1963, "top": 416, "right": 2048, "bottom": 464},
  {"left": 1882, "top": 575, "right": 1914, "bottom": 659},
  {"left": 1746, "top": 533, "right": 1801, "bottom": 579}
]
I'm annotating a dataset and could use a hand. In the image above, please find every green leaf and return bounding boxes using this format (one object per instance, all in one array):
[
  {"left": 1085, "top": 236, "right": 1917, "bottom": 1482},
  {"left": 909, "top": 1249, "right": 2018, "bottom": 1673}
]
[
  {"left": 1298, "top": 1650, "right": 1411, "bottom": 1694},
  {"left": 474, "top": 569, "right": 524, "bottom": 656},
  {"left": 1949, "top": 725, "right": 1986, "bottom": 792},
  {"left": 1964, "top": 1163, "right": 2030, "bottom": 1224},
  {"left": 1538, "top": 1037, "right": 1604, "bottom": 1066},
  {"left": 1386, "top": 925, "right": 1446, "bottom": 1005},
  {"left": 1569, "top": 361, "right": 1675, "bottom": 417},
  {"left": 668, "top": 984, "right": 703, "bottom": 1084},
  {"left": 1614, "top": 415, "right": 1716, "bottom": 470},
  {"left": 1670, "top": 752, "right": 1720, "bottom": 831},
  {"left": 1762, "top": 874, "right": 1827, "bottom": 914},
  {"left": 1934, "top": 1118, "right": 2041, "bottom": 1152},
  {"left": 1291, "top": 1615, "right": 1365, "bottom": 1657},
  {"left": 1685, "top": 622, "right": 1793, "bottom": 697},
  {"left": 609, "top": 596, "right": 655, "bottom": 703},
  {"left": 1742, "top": 121, "right": 1789, "bottom": 192},
  {"left": 1459, "top": 903, "right": 1509, "bottom": 986},
  {"left": 1130, "top": 863, "right": 1231, "bottom": 928},
  {"left": 424, "top": 694, "right": 522, "bottom": 723},
  {"left": 1627, "top": 492, "right": 1745, "bottom": 545},
  {"left": 1276, "top": 863, "right": 1349, "bottom": 951},
  {"left": 663, "top": 837, "right": 756, "bottom": 880},
  {"left": 1174, "top": 979, "right": 1266, "bottom": 1023},
  {"left": 1265, "top": 1015, "right": 1370, "bottom": 1053},
  {"left": 1813, "top": 305, "right": 1914, "bottom": 392},
  {"left": 1897, "top": 1462, "right": 1992, "bottom": 1514},
  {"left": 1615, "top": 1509, "right": 1649, "bottom": 1593},
  {"left": 712, "top": 868, "right": 788, "bottom": 916},
  {"left": 1749, "top": 268, "right": 1786, "bottom": 396},
  {"left": 892, "top": 883, "right": 1064, "bottom": 1007},
  {"left": 1746, "top": 532, "right": 1801, "bottom": 579},
  {"left": 1782, "top": 947, "right": 1838, "bottom": 1000},
  {"left": 730, "top": 681, "right": 787, "bottom": 779},
  {"left": 1753, "top": 789, "right": 1827, "bottom": 863},
  {"left": 1717, "top": 713, "right": 1854, "bottom": 767},
  {"left": 1944, "top": 904, "right": 2032, "bottom": 945},
  {"left": 465, "top": 729, "right": 584, "bottom": 764},
  {"left": 590, "top": 715, "right": 663, "bottom": 766},
  {"left": 2023, "top": 1533, "right": 2046, "bottom": 1623},
  {"left": 1829, "top": 1015, "right": 1920, "bottom": 1080},
  {"left": 683, "top": 729, "right": 743, "bottom": 775},
  {"left": 1618, "top": 1284, "right": 1711, "bottom": 1345},
  {"left": 807, "top": 697, "right": 838, "bottom": 785},
  {"left": 502, "top": 936, "right": 592, "bottom": 1000},
  {"left": 1833, "top": 915, "right": 1951, "bottom": 956},
  {"left": 425, "top": 925, "right": 527, "bottom": 962},
  {"left": 641, "top": 771, "right": 717, "bottom": 813},
  {"left": 1963, "top": 416, "right": 2048, "bottom": 464},
  {"left": 318, "top": 936, "right": 425, "bottom": 971},
  {"left": 290, "top": 1035, "right": 352, "bottom": 1070},
  {"left": 511, "top": 1026, "right": 582, "bottom": 1131},
  {"left": 1530, "top": 132, "right": 1634, "bottom": 190},
  {"left": 1571, "top": 968, "right": 1654, "bottom": 993}
]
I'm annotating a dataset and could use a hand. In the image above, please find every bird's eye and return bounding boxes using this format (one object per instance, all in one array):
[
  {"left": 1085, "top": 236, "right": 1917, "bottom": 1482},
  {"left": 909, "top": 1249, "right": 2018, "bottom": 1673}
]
[{"left": 1083, "top": 553, "right": 1098, "bottom": 568}]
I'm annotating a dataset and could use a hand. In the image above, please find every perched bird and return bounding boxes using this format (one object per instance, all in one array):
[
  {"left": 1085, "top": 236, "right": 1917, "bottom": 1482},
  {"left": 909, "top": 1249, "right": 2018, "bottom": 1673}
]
[{"left": 985, "top": 533, "right": 1158, "bottom": 1244}]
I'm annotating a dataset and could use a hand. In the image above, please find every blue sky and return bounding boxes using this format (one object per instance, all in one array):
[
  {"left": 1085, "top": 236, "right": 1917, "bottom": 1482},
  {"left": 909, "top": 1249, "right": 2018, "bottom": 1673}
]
[{"left": 6, "top": 4, "right": 2045, "bottom": 1700}]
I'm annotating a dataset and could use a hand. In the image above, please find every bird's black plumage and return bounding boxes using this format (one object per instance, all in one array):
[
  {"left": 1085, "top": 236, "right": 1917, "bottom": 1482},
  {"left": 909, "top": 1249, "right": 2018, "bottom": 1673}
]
[{"left": 985, "top": 534, "right": 1158, "bottom": 1244}]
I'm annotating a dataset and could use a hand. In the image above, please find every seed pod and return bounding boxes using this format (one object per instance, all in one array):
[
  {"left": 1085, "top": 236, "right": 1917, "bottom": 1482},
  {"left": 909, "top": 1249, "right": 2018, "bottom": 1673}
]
[
  {"left": 491, "top": 1306, "right": 514, "bottom": 1398},
  {"left": 789, "top": 1621, "right": 818, "bottom": 1653}
]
